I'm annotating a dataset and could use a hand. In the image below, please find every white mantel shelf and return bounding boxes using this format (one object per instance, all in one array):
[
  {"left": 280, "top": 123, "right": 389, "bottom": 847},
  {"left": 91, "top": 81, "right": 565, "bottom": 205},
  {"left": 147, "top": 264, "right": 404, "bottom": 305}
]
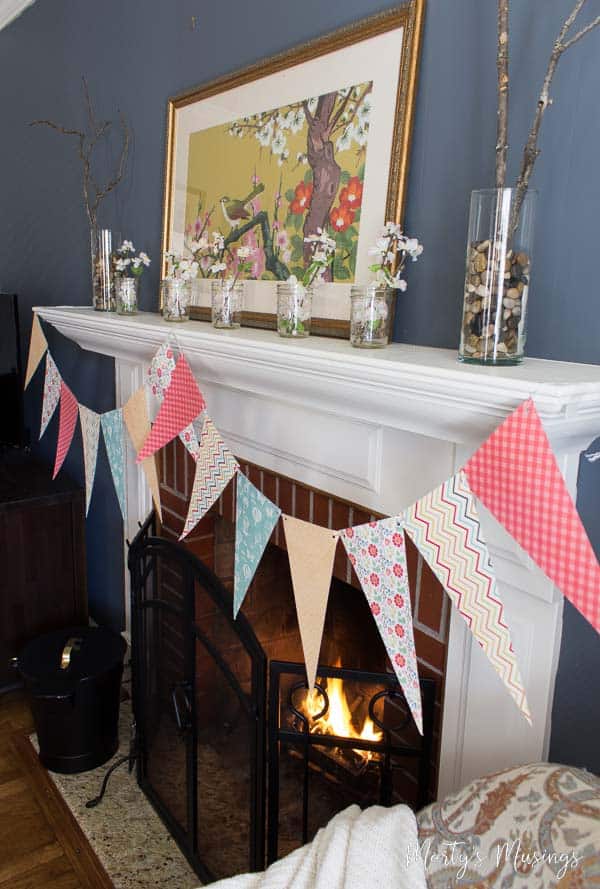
[
  {"left": 36, "top": 306, "right": 600, "bottom": 454},
  {"left": 36, "top": 304, "right": 600, "bottom": 798}
]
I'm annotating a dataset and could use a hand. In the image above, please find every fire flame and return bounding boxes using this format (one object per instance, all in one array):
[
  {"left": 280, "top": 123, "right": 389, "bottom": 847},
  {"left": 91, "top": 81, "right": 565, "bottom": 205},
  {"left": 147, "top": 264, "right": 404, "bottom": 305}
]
[{"left": 304, "top": 667, "right": 383, "bottom": 765}]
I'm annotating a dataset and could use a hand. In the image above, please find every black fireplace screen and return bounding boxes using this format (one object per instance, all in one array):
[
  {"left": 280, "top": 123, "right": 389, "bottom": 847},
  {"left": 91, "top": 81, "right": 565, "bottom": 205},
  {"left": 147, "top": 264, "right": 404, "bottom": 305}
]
[{"left": 129, "top": 518, "right": 436, "bottom": 884}]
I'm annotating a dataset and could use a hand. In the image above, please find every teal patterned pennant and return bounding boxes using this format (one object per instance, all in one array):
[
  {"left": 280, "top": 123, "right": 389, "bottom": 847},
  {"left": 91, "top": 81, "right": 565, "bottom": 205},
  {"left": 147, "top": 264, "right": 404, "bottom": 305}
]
[
  {"left": 101, "top": 408, "right": 127, "bottom": 521},
  {"left": 234, "top": 473, "right": 281, "bottom": 618}
]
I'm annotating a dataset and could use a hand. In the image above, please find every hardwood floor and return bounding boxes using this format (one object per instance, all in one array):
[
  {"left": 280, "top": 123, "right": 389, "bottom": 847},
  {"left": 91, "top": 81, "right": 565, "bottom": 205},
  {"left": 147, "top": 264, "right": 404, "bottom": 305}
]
[{"left": 0, "top": 690, "right": 113, "bottom": 888}]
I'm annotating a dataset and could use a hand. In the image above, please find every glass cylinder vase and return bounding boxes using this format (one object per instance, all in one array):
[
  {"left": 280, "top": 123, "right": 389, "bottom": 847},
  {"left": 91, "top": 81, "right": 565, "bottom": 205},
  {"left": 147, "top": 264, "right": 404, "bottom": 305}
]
[
  {"left": 91, "top": 227, "right": 116, "bottom": 312},
  {"left": 459, "top": 188, "right": 536, "bottom": 365},
  {"left": 349, "top": 284, "right": 393, "bottom": 348},
  {"left": 277, "top": 281, "right": 312, "bottom": 338},
  {"left": 161, "top": 278, "right": 191, "bottom": 322},
  {"left": 115, "top": 277, "right": 139, "bottom": 315},
  {"left": 211, "top": 279, "right": 243, "bottom": 329}
]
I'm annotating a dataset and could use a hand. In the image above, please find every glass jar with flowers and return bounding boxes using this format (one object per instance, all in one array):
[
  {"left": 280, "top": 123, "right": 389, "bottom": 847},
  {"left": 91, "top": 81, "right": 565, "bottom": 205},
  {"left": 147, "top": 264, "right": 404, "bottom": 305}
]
[
  {"left": 277, "top": 229, "right": 336, "bottom": 338},
  {"left": 161, "top": 252, "right": 199, "bottom": 322},
  {"left": 113, "top": 241, "right": 151, "bottom": 315},
  {"left": 187, "top": 230, "right": 253, "bottom": 329},
  {"left": 350, "top": 223, "right": 423, "bottom": 348}
]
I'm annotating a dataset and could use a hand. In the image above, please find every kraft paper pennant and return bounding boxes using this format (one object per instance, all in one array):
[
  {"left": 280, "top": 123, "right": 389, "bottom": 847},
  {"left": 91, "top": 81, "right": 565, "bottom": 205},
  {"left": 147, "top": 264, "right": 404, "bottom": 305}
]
[
  {"left": 101, "top": 408, "right": 127, "bottom": 521},
  {"left": 78, "top": 404, "right": 100, "bottom": 515},
  {"left": 39, "top": 352, "right": 61, "bottom": 439},
  {"left": 123, "top": 387, "right": 162, "bottom": 522},
  {"left": 234, "top": 473, "right": 281, "bottom": 618},
  {"left": 403, "top": 470, "right": 531, "bottom": 723},
  {"left": 147, "top": 342, "right": 200, "bottom": 460},
  {"left": 282, "top": 515, "right": 339, "bottom": 691},
  {"left": 52, "top": 382, "right": 78, "bottom": 479},
  {"left": 341, "top": 517, "right": 423, "bottom": 734},
  {"left": 24, "top": 314, "right": 47, "bottom": 389},
  {"left": 180, "top": 416, "right": 238, "bottom": 539},
  {"left": 464, "top": 399, "right": 600, "bottom": 636},
  {"left": 137, "top": 354, "right": 205, "bottom": 463}
]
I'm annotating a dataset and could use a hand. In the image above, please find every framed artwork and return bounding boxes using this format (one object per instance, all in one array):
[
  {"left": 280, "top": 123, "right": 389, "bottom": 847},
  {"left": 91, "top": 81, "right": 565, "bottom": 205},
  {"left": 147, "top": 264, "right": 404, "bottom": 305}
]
[{"left": 161, "top": 0, "right": 425, "bottom": 336}]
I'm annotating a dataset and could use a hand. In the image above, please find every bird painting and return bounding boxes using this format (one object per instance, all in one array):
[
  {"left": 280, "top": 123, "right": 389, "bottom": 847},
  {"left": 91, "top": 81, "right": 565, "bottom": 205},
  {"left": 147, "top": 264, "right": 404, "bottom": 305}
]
[{"left": 220, "top": 183, "right": 265, "bottom": 228}]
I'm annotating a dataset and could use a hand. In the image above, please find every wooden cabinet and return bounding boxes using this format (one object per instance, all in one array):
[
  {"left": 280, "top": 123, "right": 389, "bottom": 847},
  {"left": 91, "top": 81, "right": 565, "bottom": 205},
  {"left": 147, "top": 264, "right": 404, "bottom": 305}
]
[{"left": 0, "top": 450, "right": 87, "bottom": 689}]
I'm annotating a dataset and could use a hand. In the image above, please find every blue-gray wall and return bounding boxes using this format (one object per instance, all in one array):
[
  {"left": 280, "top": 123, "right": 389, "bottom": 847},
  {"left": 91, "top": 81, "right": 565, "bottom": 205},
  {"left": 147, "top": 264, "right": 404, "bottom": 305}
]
[{"left": 1, "top": 0, "right": 598, "bottom": 771}]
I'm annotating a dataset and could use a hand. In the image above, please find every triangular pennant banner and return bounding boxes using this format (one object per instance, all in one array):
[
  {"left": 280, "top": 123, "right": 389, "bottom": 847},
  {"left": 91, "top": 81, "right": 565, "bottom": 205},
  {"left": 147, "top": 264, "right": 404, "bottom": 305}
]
[
  {"left": 282, "top": 515, "right": 339, "bottom": 691},
  {"left": 137, "top": 354, "right": 205, "bottom": 463},
  {"left": 39, "top": 352, "right": 61, "bottom": 439},
  {"left": 147, "top": 342, "right": 200, "bottom": 460},
  {"left": 403, "top": 470, "right": 531, "bottom": 723},
  {"left": 180, "top": 417, "right": 238, "bottom": 539},
  {"left": 464, "top": 398, "right": 600, "bottom": 635},
  {"left": 234, "top": 473, "right": 281, "bottom": 617},
  {"left": 24, "top": 314, "right": 48, "bottom": 389},
  {"left": 123, "top": 387, "right": 162, "bottom": 522},
  {"left": 101, "top": 408, "right": 127, "bottom": 521},
  {"left": 78, "top": 404, "right": 100, "bottom": 515},
  {"left": 341, "top": 517, "right": 423, "bottom": 734},
  {"left": 52, "top": 382, "right": 78, "bottom": 479}
]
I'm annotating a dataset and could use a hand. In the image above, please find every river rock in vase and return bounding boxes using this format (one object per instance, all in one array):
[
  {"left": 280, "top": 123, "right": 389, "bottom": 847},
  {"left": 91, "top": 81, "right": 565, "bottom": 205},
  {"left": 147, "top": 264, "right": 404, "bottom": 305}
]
[
  {"left": 91, "top": 227, "right": 117, "bottom": 312},
  {"left": 458, "top": 188, "right": 536, "bottom": 366}
]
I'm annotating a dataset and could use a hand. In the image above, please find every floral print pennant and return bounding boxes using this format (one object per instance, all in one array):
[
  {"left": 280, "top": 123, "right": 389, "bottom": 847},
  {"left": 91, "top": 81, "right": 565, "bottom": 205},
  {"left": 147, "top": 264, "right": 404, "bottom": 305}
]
[
  {"left": 39, "top": 352, "right": 61, "bottom": 439},
  {"left": 234, "top": 473, "right": 281, "bottom": 617},
  {"left": 341, "top": 517, "right": 423, "bottom": 734},
  {"left": 101, "top": 408, "right": 127, "bottom": 521},
  {"left": 79, "top": 404, "right": 101, "bottom": 515}
]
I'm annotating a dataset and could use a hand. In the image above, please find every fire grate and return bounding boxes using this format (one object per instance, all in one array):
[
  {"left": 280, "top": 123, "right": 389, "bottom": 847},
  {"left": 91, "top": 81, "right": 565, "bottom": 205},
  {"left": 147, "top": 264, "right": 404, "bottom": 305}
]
[{"left": 267, "top": 661, "right": 435, "bottom": 864}]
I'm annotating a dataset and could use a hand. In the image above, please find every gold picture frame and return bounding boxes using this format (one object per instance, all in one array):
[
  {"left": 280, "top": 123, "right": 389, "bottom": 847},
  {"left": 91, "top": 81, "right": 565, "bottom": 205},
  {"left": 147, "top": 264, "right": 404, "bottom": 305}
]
[{"left": 161, "top": 0, "right": 425, "bottom": 337}]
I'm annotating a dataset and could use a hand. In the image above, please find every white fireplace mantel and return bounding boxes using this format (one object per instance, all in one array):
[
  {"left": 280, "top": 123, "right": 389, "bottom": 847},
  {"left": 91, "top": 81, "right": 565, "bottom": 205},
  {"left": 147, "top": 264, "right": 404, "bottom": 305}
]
[{"left": 36, "top": 305, "right": 600, "bottom": 798}]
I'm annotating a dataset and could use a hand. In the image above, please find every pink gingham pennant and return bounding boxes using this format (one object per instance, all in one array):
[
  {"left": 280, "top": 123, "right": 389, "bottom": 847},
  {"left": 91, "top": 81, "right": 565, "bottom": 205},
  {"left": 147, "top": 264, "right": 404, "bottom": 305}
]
[
  {"left": 464, "top": 399, "right": 600, "bottom": 635},
  {"left": 340, "top": 517, "right": 423, "bottom": 734},
  {"left": 147, "top": 342, "right": 200, "bottom": 460},
  {"left": 137, "top": 354, "right": 205, "bottom": 463},
  {"left": 53, "top": 381, "right": 79, "bottom": 479}
]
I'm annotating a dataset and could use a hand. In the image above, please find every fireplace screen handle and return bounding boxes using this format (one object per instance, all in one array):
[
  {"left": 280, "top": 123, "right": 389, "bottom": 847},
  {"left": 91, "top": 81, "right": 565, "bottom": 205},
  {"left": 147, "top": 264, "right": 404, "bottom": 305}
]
[{"left": 171, "top": 682, "right": 193, "bottom": 734}]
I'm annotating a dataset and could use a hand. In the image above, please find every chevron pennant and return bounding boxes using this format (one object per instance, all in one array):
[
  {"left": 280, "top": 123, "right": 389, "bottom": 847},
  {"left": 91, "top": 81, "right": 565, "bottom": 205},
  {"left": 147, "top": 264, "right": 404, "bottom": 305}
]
[
  {"left": 180, "top": 416, "right": 238, "bottom": 539},
  {"left": 403, "top": 471, "right": 531, "bottom": 723}
]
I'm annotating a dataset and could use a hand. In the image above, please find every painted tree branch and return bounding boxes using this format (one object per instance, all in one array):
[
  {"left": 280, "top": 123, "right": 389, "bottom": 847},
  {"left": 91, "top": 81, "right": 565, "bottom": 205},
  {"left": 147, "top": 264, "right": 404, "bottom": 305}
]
[
  {"left": 30, "top": 77, "right": 129, "bottom": 230},
  {"left": 511, "top": 0, "right": 600, "bottom": 233},
  {"left": 224, "top": 210, "right": 290, "bottom": 280},
  {"left": 495, "top": 0, "right": 510, "bottom": 188}
]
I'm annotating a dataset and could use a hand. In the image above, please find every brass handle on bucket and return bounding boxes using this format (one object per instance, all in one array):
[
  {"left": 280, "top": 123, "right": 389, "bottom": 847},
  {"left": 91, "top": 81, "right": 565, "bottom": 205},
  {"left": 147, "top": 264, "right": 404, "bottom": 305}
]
[{"left": 60, "top": 637, "right": 83, "bottom": 670}]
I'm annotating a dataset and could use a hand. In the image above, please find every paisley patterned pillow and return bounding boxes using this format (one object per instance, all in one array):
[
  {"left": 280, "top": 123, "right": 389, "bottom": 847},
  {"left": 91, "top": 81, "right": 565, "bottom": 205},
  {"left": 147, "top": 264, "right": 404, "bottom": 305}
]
[{"left": 417, "top": 763, "right": 600, "bottom": 888}]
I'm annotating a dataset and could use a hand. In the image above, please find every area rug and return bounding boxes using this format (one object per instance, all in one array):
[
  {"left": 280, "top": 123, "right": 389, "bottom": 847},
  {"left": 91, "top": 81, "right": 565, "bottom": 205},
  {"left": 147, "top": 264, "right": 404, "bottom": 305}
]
[{"left": 29, "top": 699, "right": 200, "bottom": 889}]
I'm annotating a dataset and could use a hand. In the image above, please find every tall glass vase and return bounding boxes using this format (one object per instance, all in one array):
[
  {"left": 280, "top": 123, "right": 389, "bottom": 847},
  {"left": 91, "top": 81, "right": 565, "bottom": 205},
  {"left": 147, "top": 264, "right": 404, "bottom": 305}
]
[
  {"left": 91, "top": 227, "right": 116, "bottom": 312},
  {"left": 459, "top": 188, "right": 537, "bottom": 365}
]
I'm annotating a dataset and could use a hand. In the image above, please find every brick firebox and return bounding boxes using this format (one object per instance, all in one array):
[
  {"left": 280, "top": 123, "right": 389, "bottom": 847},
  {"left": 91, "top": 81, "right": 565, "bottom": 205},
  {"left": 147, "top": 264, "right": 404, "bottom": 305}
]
[{"left": 159, "top": 437, "right": 450, "bottom": 798}]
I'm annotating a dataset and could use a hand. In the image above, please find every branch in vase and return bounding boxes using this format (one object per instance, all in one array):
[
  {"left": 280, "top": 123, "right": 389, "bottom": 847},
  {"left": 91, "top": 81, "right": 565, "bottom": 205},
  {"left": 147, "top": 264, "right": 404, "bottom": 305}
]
[
  {"left": 495, "top": 0, "right": 510, "bottom": 188},
  {"left": 511, "top": 0, "right": 600, "bottom": 234}
]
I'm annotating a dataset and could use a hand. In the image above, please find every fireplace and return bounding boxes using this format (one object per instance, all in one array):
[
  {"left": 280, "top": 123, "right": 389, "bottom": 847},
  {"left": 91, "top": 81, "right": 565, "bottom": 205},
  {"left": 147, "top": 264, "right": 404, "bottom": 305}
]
[
  {"left": 129, "top": 443, "right": 439, "bottom": 882},
  {"left": 38, "top": 307, "right": 599, "bottom": 814}
]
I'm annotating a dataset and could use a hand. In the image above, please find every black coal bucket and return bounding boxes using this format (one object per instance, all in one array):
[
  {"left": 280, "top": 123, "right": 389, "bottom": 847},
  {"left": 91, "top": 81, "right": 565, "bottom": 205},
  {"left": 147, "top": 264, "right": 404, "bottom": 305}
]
[{"left": 18, "top": 626, "right": 127, "bottom": 774}]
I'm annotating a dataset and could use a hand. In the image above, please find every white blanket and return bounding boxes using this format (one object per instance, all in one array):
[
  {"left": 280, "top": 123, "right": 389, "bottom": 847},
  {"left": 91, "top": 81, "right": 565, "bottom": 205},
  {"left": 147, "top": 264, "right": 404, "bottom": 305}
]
[{"left": 207, "top": 803, "right": 427, "bottom": 889}]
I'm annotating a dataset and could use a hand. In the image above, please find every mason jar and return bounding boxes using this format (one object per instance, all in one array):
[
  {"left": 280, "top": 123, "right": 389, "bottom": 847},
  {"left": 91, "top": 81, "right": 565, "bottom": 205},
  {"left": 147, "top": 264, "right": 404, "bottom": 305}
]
[
  {"left": 349, "top": 284, "right": 393, "bottom": 348},
  {"left": 459, "top": 188, "right": 536, "bottom": 365},
  {"left": 161, "top": 278, "right": 191, "bottom": 322},
  {"left": 211, "top": 279, "right": 243, "bottom": 329},
  {"left": 115, "top": 277, "right": 139, "bottom": 315},
  {"left": 277, "top": 281, "right": 312, "bottom": 338}
]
